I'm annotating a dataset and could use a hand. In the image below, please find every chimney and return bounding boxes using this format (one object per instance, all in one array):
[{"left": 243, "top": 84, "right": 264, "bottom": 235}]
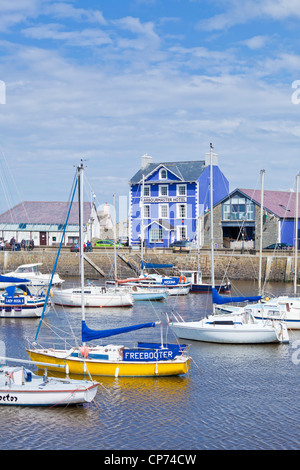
[
  {"left": 141, "top": 153, "right": 153, "bottom": 169},
  {"left": 205, "top": 151, "right": 218, "bottom": 167}
]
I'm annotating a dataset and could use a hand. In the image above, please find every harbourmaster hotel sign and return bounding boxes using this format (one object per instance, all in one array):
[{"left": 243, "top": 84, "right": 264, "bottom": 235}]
[{"left": 143, "top": 196, "right": 187, "bottom": 203}]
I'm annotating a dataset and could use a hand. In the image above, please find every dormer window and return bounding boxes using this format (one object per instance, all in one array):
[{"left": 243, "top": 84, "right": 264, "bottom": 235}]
[{"left": 159, "top": 168, "right": 167, "bottom": 179}]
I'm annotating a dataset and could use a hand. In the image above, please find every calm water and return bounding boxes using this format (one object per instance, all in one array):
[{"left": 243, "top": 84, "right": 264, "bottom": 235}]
[{"left": 0, "top": 280, "right": 299, "bottom": 451}]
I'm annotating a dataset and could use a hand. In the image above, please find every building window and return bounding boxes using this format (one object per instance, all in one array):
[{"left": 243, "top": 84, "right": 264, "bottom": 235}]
[
  {"left": 159, "top": 204, "right": 168, "bottom": 218},
  {"left": 150, "top": 228, "right": 163, "bottom": 243},
  {"left": 177, "top": 204, "right": 186, "bottom": 218},
  {"left": 177, "top": 226, "right": 187, "bottom": 240},
  {"left": 159, "top": 185, "right": 168, "bottom": 196},
  {"left": 159, "top": 168, "right": 167, "bottom": 179},
  {"left": 222, "top": 197, "right": 255, "bottom": 221},
  {"left": 177, "top": 184, "right": 186, "bottom": 196},
  {"left": 143, "top": 205, "right": 150, "bottom": 218},
  {"left": 144, "top": 185, "right": 150, "bottom": 197}
]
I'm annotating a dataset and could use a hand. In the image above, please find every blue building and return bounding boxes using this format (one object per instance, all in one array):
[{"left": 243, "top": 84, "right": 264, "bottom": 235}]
[{"left": 129, "top": 151, "right": 229, "bottom": 248}]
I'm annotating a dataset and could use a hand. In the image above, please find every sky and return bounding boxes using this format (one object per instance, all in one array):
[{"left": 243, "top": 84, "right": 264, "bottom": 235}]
[{"left": 0, "top": 0, "right": 300, "bottom": 217}]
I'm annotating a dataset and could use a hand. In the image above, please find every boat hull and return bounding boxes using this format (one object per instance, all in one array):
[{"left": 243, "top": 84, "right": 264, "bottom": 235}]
[
  {"left": 190, "top": 283, "right": 231, "bottom": 293},
  {"left": 26, "top": 349, "right": 190, "bottom": 377},
  {"left": 170, "top": 321, "right": 286, "bottom": 344},
  {"left": 0, "top": 367, "right": 98, "bottom": 406},
  {"left": 0, "top": 303, "right": 47, "bottom": 318},
  {"left": 52, "top": 290, "right": 133, "bottom": 308}
]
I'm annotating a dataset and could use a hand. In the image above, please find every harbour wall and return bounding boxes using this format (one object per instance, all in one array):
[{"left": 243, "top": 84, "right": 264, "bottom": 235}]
[{"left": 0, "top": 248, "right": 298, "bottom": 283}]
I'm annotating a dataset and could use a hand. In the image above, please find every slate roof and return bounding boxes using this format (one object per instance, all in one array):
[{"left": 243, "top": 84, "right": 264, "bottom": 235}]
[
  {"left": 238, "top": 189, "right": 300, "bottom": 219},
  {"left": 0, "top": 201, "right": 91, "bottom": 225},
  {"left": 129, "top": 160, "right": 206, "bottom": 184}
]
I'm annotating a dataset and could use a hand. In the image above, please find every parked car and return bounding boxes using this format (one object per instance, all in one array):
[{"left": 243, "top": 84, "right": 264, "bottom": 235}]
[
  {"left": 264, "top": 243, "right": 293, "bottom": 250},
  {"left": 94, "top": 239, "right": 124, "bottom": 247},
  {"left": 169, "top": 240, "right": 192, "bottom": 251}
]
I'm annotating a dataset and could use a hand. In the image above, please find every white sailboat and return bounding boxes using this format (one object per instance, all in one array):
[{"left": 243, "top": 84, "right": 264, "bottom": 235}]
[
  {"left": 27, "top": 162, "right": 191, "bottom": 377},
  {"left": 52, "top": 283, "right": 134, "bottom": 307},
  {"left": 2, "top": 263, "right": 64, "bottom": 293},
  {"left": 0, "top": 356, "right": 98, "bottom": 406},
  {"left": 169, "top": 147, "right": 289, "bottom": 344}
]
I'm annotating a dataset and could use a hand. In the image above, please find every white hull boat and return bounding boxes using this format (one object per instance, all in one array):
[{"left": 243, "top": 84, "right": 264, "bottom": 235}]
[
  {"left": 130, "top": 286, "right": 168, "bottom": 301},
  {"left": 0, "top": 284, "right": 49, "bottom": 318},
  {"left": 0, "top": 359, "right": 98, "bottom": 406},
  {"left": 2, "top": 263, "right": 64, "bottom": 292},
  {"left": 52, "top": 285, "right": 134, "bottom": 308},
  {"left": 170, "top": 311, "right": 289, "bottom": 344},
  {"left": 113, "top": 275, "right": 190, "bottom": 296},
  {"left": 245, "top": 296, "right": 300, "bottom": 330}
]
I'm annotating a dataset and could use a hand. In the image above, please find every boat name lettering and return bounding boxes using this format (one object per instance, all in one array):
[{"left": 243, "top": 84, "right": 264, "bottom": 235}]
[
  {"left": 123, "top": 349, "right": 176, "bottom": 362},
  {"left": 0, "top": 393, "right": 18, "bottom": 402},
  {"left": 4, "top": 297, "right": 25, "bottom": 305},
  {"left": 162, "top": 279, "right": 178, "bottom": 285},
  {"left": 143, "top": 196, "right": 187, "bottom": 203}
]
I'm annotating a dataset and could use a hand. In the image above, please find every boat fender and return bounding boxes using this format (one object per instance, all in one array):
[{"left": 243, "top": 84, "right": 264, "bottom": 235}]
[
  {"left": 179, "top": 276, "right": 186, "bottom": 284},
  {"left": 80, "top": 346, "right": 89, "bottom": 358}
]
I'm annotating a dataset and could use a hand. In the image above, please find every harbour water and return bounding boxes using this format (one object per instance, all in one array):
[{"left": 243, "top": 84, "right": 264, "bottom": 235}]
[{"left": 0, "top": 279, "right": 299, "bottom": 451}]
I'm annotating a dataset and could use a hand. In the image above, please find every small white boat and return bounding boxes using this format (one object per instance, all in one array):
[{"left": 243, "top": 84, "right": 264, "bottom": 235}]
[
  {"left": 52, "top": 284, "right": 134, "bottom": 308},
  {"left": 0, "top": 357, "right": 98, "bottom": 406},
  {"left": 114, "top": 274, "right": 191, "bottom": 296},
  {"left": 245, "top": 296, "right": 300, "bottom": 330},
  {"left": 0, "top": 275, "right": 49, "bottom": 318},
  {"left": 169, "top": 308, "right": 289, "bottom": 344},
  {"left": 130, "top": 285, "right": 168, "bottom": 301},
  {"left": 3, "top": 263, "right": 64, "bottom": 292}
]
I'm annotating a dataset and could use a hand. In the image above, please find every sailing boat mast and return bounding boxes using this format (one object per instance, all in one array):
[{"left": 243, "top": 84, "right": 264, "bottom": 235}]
[
  {"left": 78, "top": 162, "right": 86, "bottom": 329},
  {"left": 294, "top": 173, "right": 299, "bottom": 295},
  {"left": 141, "top": 174, "right": 145, "bottom": 276},
  {"left": 209, "top": 143, "right": 215, "bottom": 312},
  {"left": 258, "top": 169, "right": 265, "bottom": 296}
]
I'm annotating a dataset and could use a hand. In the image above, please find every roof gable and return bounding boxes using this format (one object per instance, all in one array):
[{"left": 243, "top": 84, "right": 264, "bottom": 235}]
[
  {"left": 130, "top": 160, "right": 206, "bottom": 185},
  {"left": 237, "top": 189, "right": 299, "bottom": 219}
]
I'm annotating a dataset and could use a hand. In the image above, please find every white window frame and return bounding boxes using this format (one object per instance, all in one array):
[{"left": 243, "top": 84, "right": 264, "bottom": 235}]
[
  {"left": 149, "top": 228, "right": 164, "bottom": 243},
  {"left": 144, "top": 185, "right": 150, "bottom": 197},
  {"left": 177, "top": 184, "right": 186, "bottom": 196},
  {"left": 177, "top": 225, "right": 187, "bottom": 240},
  {"left": 159, "top": 185, "right": 168, "bottom": 196},
  {"left": 159, "top": 168, "right": 167, "bottom": 180},
  {"left": 177, "top": 203, "right": 187, "bottom": 218},
  {"left": 143, "top": 204, "right": 150, "bottom": 218},
  {"left": 159, "top": 204, "right": 169, "bottom": 219}
]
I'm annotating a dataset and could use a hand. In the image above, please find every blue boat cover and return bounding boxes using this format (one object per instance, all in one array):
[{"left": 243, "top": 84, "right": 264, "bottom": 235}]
[
  {"left": 0, "top": 274, "right": 30, "bottom": 284},
  {"left": 5, "top": 284, "right": 33, "bottom": 297},
  {"left": 212, "top": 288, "right": 261, "bottom": 305},
  {"left": 141, "top": 261, "right": 173, "bottom": 269},
  {"left": 81, "top": 320, "right": 157, "bottom": 342}
]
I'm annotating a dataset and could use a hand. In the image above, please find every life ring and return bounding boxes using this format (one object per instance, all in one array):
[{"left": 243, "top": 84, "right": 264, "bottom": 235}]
[
  {"left": 179, "top": 275, "right": 186, "bottom": 284},
  {"left": 80, "top": 346, "right": 89, "bottom": 358}
]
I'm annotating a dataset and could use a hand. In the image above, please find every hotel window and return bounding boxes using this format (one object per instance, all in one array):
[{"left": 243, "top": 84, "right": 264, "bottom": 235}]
[
  {"left": 177, "top": 184, "right": 186, "bottom": 196},
  {"left": 159, "top": 185, "right": 168, "bottom": 196},
  {"left": 150, "top": 228, "right": 163, "bottom": 243},
  {"left": 177, "top": 204, "right": 187, "bottom": 218},
  {"left": 159, "top": 168, "right": 167, "bottom": 179},
  {"left": 143, "top": 205, "right": 150, "bottom": 218},
  {"left": 159, "top": 204, "right": 168, "bottom": 218},
  {"left": 143, "top": 185, "right": 150, "bottom": 197},
  {"left": 177, "top": 226, "right": 187, "bottom": 240}
]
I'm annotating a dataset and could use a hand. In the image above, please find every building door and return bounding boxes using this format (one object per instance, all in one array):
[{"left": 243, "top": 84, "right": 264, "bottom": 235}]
[{"left": 40, "top": 232, "right": 47, "bottom": 245}]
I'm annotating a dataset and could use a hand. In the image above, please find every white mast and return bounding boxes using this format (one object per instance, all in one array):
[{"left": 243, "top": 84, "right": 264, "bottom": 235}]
[
  {"left": 294, "top": 173, "right": 299, "bottom": 295},
  {"left": 113, "top": 194, "right": 117, "bottom": 280},
  {"left": 141, "top": 174, "right": 145, "bottom": 276},
  {"left": 258, "top": 169, "right": 265, "bottom": 296},
  {"left": 209, "top": 143, "right": 215, "bottom": 312},
  {"left": 78, "top": 162, "right": 85, "bottom": 328}
]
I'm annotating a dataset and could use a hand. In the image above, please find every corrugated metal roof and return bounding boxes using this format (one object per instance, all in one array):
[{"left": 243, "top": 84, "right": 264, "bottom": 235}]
[
  {"left": 238, "top": 189, "right": 300, "bottom": 219},
  {"left": 130, "top": 161, "right": 206, "bottom": 184},
  {"left": 0, "top": 202, "right": 91, "bottom": 225}
]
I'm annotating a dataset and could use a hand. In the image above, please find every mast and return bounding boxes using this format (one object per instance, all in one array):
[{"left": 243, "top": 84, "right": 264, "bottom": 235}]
[
  {"left": 258, "top": 169, "right": 265, "bottom": 296},
  {"left": 141, "top": 174, "right": 145, "bottom": 276},
  {"left": 78, "top": 161, "right": 85, "bottom": 327},
  {"left": 209, "top": 143, "right": 215, "bottom": 312},
  {"left": 294, "top": 173, "right": 299, "bottom": 295},
  {"left": 113, "top": 194, "right": 117, "bottom": 280}
]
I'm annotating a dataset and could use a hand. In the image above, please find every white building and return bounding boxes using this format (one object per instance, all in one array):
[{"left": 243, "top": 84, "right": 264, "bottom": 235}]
[{"left": 0, "top": 201, "right": 100, "bottom": 246}]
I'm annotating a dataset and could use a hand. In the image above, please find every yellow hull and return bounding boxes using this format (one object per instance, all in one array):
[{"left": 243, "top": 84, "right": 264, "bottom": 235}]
[{"left": 26, "top": 349, "right": 190, "bottom": 377}]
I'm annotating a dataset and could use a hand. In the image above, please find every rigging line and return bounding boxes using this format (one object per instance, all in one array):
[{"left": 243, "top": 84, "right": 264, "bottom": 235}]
[{"left": 34, "top": 169, "right": 78, "bottom": 342}]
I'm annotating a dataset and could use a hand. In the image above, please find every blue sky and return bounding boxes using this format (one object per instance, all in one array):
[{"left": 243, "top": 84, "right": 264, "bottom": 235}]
[{"left": 0, "top": 0, "right": 300, "bottom": 215}]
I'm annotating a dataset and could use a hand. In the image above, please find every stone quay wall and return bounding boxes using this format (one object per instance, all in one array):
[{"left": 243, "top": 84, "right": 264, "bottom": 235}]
[{"left": 0, "top": 247, "right": 298, "bottom": 283}]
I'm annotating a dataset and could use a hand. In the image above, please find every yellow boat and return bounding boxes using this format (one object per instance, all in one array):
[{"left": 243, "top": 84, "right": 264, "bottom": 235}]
[
  {"left": 27, "top": 163, "right": 192, "bottom": 379},
  {"left": 26, "top": 343, "right": 191, "bottom": 377}
]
